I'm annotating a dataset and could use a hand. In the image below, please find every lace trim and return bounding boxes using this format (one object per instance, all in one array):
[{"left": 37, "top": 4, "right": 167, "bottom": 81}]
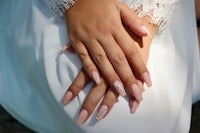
[
  {"left": 119, "top": 0, "right": 182, "bottom": 32},
  {"left": 43, "top": 0, "right": 182, "bottom": 32},
  {"left": 42, "top": 0, "right": 77, "bottom": 19}
]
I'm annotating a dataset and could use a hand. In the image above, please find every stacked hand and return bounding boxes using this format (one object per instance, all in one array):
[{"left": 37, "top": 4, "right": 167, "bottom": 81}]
[{"left": 62, "top": 0, "right": 157, "bottom": 125}]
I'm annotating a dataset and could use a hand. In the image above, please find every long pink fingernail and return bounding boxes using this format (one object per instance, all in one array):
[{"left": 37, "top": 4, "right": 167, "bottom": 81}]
[
  {"left": 141, "top": 72, "right": 152, "bottom": 87},
  {"left": 62, "top": 91, "right": 73, "bottom": 105},
  {"left": 131, "top": 84, "right": 143, "bottom": 102},
  {"left": 131, "top": 101, "right": 139, "bottom": 113},
  {"left": 141, "top": 26, "right": 151, "bottom": 38},
  {"left": 61, "top": 45, "right": 68, "bottom": 52},
  {"left": 61, "top": 44, "right": 75, "bottom": 53},
  {"left": 96, "top": 105, "right": 108, "bottom": 121},
  {"left": 76, "top": 109, "right": 88, "bottom": 126},
  {"left": 91, "top": 71, "right": 101, "bottom": 84},
  {"left": 114, "top": 80, "right": 126, "bottom": 97}
]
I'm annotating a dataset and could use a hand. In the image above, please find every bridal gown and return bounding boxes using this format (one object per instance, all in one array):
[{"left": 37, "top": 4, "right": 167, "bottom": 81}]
[{"left": 0, "top": 0, "right": 200, "bottom": 133}]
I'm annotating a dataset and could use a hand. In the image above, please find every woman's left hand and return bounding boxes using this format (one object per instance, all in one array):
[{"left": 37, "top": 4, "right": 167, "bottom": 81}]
[{"left": 62, "top": 67, "right": 144, "bottom": 126}]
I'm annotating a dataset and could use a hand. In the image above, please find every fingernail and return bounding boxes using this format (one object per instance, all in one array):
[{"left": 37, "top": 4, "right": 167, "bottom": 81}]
[
  {"left": 61, "top": 45, "right": 68, "bottom": 52},
  {"left": 91, "top": 71, "right": 101, "bottom": 84},
  {"left": 62, "top": 91, "right": 73, "bottom": 105},
  {"left": 76, "top": 109, "right": 88, "bottom": 126},
  {"left": 141, "top": 26, "right": 151, "bottom": 38},
  {"left": 61, "top": 44, "right": 75, "bottom": 53},
  {"left": 96, "top": 105, "right": 108, "bottom": 121},
  {"left": 131, "top": 84, "right": 143, "bottom": 102},
  {"left": 114, "top": 80, "right": 126, "bottom": 97},
  {"left": 131, "top": 101, "right": 139, "bottom": 113},
  {"left": 141, "top": 72, "right": 152, "bottom": 87}
]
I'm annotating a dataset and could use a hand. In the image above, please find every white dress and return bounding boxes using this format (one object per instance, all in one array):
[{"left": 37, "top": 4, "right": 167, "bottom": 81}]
[{"left": 0, "top": 0, "right": 200, "bottom": 133}]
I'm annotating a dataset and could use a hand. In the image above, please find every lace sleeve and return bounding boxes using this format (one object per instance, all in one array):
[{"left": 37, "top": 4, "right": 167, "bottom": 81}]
[
  {"left": 42, "top": 0, "right": 76, "bottom": 19},
  {"left": 120, "top": 0, "right": 182, "bottom": 32}
]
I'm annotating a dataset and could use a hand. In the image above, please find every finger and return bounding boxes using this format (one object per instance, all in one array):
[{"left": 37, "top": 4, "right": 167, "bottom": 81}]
[
  {"left": 136, "top": 79, "right": 144, "bottom": 92},
  {"left": 133, "top": 79, "right": 144, "bottom": 101},
  {"left": 97, "top": 35, "right": 141, "bottom": 99},
  {"left": 96, "top": 87, "right": 119, "bottom": 121},
  {"left": 129, "top": 97, "right": 140, "bottom": 113},
  {"left": 117, "top": 2, "right": 151, "bottom": 37},
  {"left": 129, "top": 80, "right": 144, "bottom": 113},
  {"left": 72, "top": 40, "right": 101, "bottom": 85},
  {"left": 76, "top": 78, "right": 108, "bottom": 126},
  {"left": 62, "top": 68, "right": 90, "bottom": 105},
  {"left": 85, "top": 39, "right": 126, "bottom": 97},
  {"left": 114, "top": 27, "right": 152, "bottom": 87}
]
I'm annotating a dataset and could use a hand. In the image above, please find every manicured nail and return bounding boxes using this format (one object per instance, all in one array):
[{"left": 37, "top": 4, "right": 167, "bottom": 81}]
[
  {"left": 61, "top": 45, "right": 68, "bottom": 52},
  {"left": 91, "top": 71, "right": 101, "bottom": 84},
  {"left": 62, "top": 91, "right": 73, "bottom": 105},
  {"left": 141, "top": 26, "right": 151, "bottom": 38},
  {"left": 131, "top": 84, "right": 142, "bottom": 102},
  {"left": 114, "top": 80, "right": 126, "bottom": 96},
  {"left": 131, "top": 101, "right": 139, "bottom": 113},
  {"left": 61, "top": 44, "right": 75, "bottom": 53},
  {"left": 76, "top": 109, "right": 88, "bottom": 126},
  {"left": 141, "top": 72, "right": 152, "bottom": 87},
  {"left": 96, "top": 105, "right": 108, "bottom": 121}
]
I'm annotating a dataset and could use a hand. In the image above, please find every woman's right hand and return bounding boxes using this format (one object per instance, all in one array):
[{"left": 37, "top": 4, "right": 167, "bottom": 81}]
[{"left": 65, "top": 0, "right": 152, "bottom": 98}]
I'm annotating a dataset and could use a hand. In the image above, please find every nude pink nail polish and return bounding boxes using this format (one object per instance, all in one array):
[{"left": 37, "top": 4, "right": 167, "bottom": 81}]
[
  {"left": 114, "top": 80, "right": 126, "bottom": 97},
  {"left": 141, "top": 26, "right": 152, "bottom": 38},
  {"left": 61, "top": 44, "right": 75, "bottom": 53},
  {"left": 91, "top": 71, "right": 101, "bottom": 84},
  {"left": 141, "top": 72, "right": 152, "bottom": 87},
  {"left": 76, "top": 109, "right": 88, "bottom": 126},
  {"left": 62, "top": 91, "right": 73, "bottom": 105},
  {"left": 96, "top": 105, "right": 108, "bottom": 121},
  {"left": 61, "top": 45, "right": 68, "bottom": 52},
  {"left": 131, "top": 84, "right": 143, "bottom": 102},
  {"left": 131, "top": 101, "right": 139, "bottom": 113}
]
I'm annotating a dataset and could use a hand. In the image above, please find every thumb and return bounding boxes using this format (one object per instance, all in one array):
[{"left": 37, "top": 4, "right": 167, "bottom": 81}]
[{"left": 117, "top": 2, "right": 151, "bottom": 37}]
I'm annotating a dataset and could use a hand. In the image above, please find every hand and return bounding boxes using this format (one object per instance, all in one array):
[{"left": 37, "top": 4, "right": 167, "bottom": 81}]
[
  {"left": 65, "top": 0, "right": 152, "bottom": 97},
  {"left": 62, "top": 19, "right": 157, "bottom": 125},
  {"left": 62, "top": 68, "right": 144, "bottom": 126}
]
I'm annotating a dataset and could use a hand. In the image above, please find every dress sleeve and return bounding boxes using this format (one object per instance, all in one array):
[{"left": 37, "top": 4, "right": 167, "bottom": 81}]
[
  {"left": 42, "top": 0, "right": 76, "bottom": 19},
  {"left": 119, "top": 0, "right": 182, "bottom": 32}
]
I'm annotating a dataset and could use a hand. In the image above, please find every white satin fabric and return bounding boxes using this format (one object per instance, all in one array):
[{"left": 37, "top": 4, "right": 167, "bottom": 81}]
[{"left": 0, "top": 0, "right": 199, "bottom": 133}]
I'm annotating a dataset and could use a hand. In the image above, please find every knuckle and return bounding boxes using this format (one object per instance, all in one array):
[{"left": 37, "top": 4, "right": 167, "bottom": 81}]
[
  {"left": 69, "top": 83, "right": 81, "bottom": 96},
  {"left": 124, "top": 76, "right": 135, "bottom": 86},
  {"left": 127, "top": 47, "right": 139, "bottom": 57},
  {"left": 104, "top": 96, "right": 116, "bottom": 105},
  {"left": 84, "top": 63, "right": 94, "bottom": 73},
  {"left": 78, "top": 51, "right": 88, "bottom": 61},
  {"left": 82, "top": 102, "right": 95, "bottom": 114},
  {"left": 93, "top": 52, "right": 107, "bottom": 65},
  {"left": 97, "top": 83, "right": 107, "bottom": 92},
  {"left": 113, "top": 53, "right": 127, "bottom": 65}
]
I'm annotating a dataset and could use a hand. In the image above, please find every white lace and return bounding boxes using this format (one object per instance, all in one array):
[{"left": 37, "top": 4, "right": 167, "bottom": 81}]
[
  {"left": 42, "top": 0, "right": 76, "bottom": 19},
  {"left": 43, "top": 0, "right": 181, "bottom": 31},
  {"left": 120, "top": 0, "right": 182, "bottom": 32}
]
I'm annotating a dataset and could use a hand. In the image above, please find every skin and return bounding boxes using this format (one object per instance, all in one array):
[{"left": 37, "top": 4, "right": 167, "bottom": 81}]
[
  {"left": 64, "top": 0, "right": 152, "bottom": 99},
  {"left": 62, "top": 0, "right": 200, "bottom": 126},
  {"left": 63, "top": 9, "right": 158, "bottom": 125}
]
